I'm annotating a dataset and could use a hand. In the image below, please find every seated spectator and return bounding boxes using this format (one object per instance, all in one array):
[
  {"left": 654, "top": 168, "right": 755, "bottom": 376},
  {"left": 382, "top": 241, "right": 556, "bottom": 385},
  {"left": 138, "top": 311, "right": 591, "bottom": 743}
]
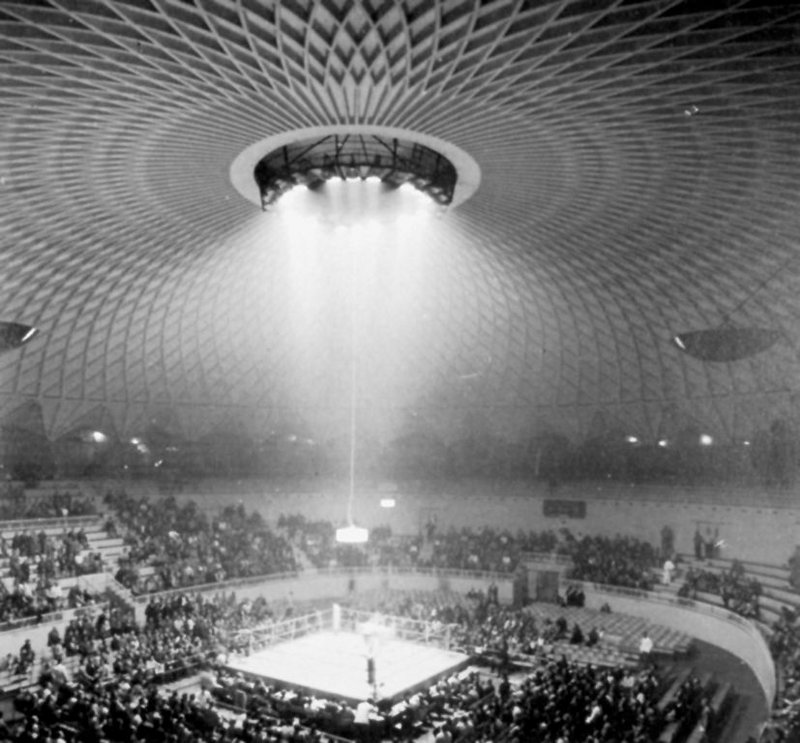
[{"left": 106, "top": 493, "right": 298, "bottom": 594}]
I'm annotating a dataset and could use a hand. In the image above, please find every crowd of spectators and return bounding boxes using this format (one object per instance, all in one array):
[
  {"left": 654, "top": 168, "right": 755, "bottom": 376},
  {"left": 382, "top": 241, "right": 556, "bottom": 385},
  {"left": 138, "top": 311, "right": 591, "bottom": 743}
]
[
  {"left": 279, "top": 512, "right": 658, "bottom": 587},
  {"left": 0, "top": 579, "right": 716, "bottom": 743},
  {"left": 677, "top": 561, "right": 762, "bottom": 619},
  {"left": 3, "top": 591, "right": 321, "bottom": 742},
  {"left": 763, "top": 607, "right": 800, "bottom": 741},
  {"left": 566, "top": 534, "right": 659, "bottom": 591},
  {"left": 0, "top": 489, "right": 781, "bottom": 740},
  {"left": 207, "top": 654, "right": 706, "bottom": 743},
  {"left": 421, "top": 527, "right": 552, "bottom": 574},
  {"left": 106, "top": 493, "right": 298, "bottom": 594},
  {"left": 5, "top": 528, "right": 105, "bottom": 581},
  {"left": 347, "top": 587, "right": 605, "bottom": 669},
  {"left": 0, "top": 577, "right": 101, "bottom": 627},
  {"left": 0, "top": 488, "right": 101, "bottom": 624},
  {"left": 0, "top": 527, "right": 106, "bottom": 626},
  {"left": 0, "top": 487, "right": 96, "bottom": 521},
  {"left": 277, "top": 514, "right": 393, "bottom": 570}
]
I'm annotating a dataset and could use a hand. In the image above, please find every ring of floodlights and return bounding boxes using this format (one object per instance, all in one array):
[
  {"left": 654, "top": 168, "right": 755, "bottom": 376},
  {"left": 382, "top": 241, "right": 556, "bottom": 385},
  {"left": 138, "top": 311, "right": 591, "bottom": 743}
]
[{"left": 229, "top": 126, "right": 481, "bottom": 211}]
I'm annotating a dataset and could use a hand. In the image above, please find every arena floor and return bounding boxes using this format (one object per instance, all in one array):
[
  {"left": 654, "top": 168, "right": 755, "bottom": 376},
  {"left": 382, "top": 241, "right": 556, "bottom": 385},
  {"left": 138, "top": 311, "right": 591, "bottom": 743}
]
[{"left": 224, "top": 629, "right": 470, "bottom": 705}]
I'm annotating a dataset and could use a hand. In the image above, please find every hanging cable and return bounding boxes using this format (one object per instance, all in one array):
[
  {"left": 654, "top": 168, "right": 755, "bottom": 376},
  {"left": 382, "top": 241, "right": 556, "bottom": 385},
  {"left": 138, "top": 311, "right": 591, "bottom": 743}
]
[
  {"left": 347, "top": 236, "right": 358, "bottom": 527},
  {"left": 336, "top": 230, "right": 368, "bottom": 543}
]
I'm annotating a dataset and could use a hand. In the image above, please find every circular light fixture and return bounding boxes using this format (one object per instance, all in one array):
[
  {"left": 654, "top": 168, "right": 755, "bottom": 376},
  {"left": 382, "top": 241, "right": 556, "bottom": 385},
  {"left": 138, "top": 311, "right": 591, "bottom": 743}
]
[{"left": 335, "top": 524, "right": 369, "bottom": 544}]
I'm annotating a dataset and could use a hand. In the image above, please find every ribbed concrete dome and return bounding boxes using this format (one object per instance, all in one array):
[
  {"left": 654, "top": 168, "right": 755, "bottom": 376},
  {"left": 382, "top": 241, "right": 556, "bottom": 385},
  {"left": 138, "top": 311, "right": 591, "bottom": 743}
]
[{"left": 1, "top": 0, "right": 799, "bottom": 450}]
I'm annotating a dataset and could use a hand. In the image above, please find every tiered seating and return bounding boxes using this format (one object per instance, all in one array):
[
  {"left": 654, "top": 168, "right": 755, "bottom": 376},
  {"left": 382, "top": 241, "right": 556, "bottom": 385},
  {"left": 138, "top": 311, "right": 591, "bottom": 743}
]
[
  {"left": 524, "top": 602, "right": 693, "bottom": 657},
  {"left": 546, "top": 640, "right": 634, "bottom": 668},
  {"left": 0, "top": 659, "right": 37, "bottom": 696},
  {"left": 675, "top": 554, "right": 800, "bottom": 625},
  {"left": 0, "top": 520, "right": 127, "bottom": 578}
]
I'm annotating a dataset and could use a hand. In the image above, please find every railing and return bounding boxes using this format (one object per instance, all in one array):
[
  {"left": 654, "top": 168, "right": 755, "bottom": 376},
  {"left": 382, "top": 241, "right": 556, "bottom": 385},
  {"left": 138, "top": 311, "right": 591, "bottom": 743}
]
[
  {"left": 133, "top": 569, "right": 303, "bottom": 603},
  {"left": 0, "top": 515, "right": 99, "bottom": 532},
  {"left": 313, "top": 564, "right": 513, "bottom": 581},
  {"left": 231, "top": 609, "right": 329, "bottom": 652},
  {"left": 562, "top": 578, "right": 761, "bottom": 628},
  {"left": 136, "top": 564, "right": 512, "bottom": 603},
  {"left": 0, "top": 608, "right": 65, "bottom": 633},
  {"left": 521, "top": 550, "right": 573, "bottom": 565},
  {"left": 0, "top": 600, "right": 109, "bottom": 635},
  {"left": 227, "top": 605, "right": 455, "bottom": 655},
  {"left": 340, "top": 606, "right": 453, "bottom": 650}
]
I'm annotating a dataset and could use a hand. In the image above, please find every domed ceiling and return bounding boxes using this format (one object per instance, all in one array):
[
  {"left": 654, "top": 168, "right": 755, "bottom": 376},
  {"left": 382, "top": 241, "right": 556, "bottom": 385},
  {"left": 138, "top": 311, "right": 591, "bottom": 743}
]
[{"left": 1, "top": 0, "right": 800, "bottom": 450}]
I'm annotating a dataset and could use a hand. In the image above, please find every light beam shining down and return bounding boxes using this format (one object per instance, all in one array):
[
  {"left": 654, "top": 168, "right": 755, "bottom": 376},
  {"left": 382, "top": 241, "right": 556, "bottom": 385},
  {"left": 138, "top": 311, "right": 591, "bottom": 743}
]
[{"left": 251, "top": 176, "right": 452, "bottom": 515}]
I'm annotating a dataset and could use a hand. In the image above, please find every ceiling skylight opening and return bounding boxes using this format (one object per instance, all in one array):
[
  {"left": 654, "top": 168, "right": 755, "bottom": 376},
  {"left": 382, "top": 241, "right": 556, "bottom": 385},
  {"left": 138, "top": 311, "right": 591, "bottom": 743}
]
[{"left": 253, "top": 133, "right": 458, "bottom": 214}]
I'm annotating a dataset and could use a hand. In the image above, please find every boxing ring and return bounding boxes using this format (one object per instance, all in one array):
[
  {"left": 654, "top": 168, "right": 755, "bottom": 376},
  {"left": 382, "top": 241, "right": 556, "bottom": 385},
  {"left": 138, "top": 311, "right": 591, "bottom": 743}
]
[{"left": 222, "top": 605, "right": 471, "bottom": 705}]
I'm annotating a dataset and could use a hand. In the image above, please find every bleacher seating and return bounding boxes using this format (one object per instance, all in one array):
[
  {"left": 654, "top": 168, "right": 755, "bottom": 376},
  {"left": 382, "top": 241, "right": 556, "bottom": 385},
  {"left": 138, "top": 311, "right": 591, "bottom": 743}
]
[
  {"left": 682, "top": 555, "right": 800, "bottom": 621},
  {"left": 0, "top": 519, "right": 127, "bottom": 578},
  {"left": 523, "top": 602, "right": 693, "bottom": 658}
]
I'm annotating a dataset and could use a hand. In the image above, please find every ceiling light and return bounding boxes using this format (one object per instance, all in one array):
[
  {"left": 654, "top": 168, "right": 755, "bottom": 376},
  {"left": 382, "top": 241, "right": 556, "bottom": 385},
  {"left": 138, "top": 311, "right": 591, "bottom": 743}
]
[
  {"left": 672, "top": 251, "right": 797, "bottom": 362},
  {"left": 672, "top": 328, "right": 781, "bottom": 362},
  {"left": 335, "top": 524, "right": 369, "bottom": 544},
  {"left": 0, "top": 322, "right": 38, "bottom": 352},
  {"left": 380, "top": 497, "right": 396, "bottom": 508}
]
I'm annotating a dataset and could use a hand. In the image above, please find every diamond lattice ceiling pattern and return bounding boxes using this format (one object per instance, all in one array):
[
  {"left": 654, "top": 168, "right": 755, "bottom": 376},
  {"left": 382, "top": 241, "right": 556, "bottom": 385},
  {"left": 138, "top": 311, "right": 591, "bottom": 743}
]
[{"left": 1, "top": 0, "right": 800, "bottom": 447}]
